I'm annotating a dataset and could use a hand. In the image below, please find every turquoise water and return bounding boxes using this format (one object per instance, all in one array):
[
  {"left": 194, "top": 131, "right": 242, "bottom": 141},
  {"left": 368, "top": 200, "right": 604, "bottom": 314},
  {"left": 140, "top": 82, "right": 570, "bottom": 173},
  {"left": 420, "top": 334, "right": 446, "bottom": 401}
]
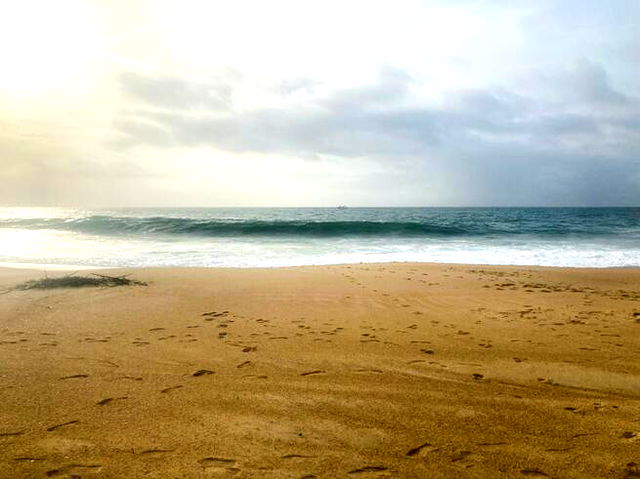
[{"left": 0, "top": 207, "right": 638, "bottom": 267}]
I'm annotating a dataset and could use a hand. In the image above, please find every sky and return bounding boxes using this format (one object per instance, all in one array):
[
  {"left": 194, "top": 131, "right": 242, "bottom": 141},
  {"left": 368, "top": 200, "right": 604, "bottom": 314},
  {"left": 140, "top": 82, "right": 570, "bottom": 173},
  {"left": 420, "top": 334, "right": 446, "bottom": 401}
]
[{"left": 0, "top": 0, "right": 638, "bottom": 207}]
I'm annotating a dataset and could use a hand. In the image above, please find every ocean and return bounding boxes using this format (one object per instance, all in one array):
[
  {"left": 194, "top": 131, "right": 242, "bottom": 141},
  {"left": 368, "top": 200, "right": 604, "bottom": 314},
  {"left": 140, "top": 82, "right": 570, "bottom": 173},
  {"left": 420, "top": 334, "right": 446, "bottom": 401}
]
[{"left": 0, "top": 207, "right": 638, "bottom": 268}]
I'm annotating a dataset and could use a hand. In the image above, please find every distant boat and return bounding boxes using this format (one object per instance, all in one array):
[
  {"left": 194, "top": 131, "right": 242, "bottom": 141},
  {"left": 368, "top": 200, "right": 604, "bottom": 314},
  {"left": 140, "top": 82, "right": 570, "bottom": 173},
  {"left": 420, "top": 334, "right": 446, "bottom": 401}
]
[{"left": 337, "top": 205, "right": 348, "bottom": 209}]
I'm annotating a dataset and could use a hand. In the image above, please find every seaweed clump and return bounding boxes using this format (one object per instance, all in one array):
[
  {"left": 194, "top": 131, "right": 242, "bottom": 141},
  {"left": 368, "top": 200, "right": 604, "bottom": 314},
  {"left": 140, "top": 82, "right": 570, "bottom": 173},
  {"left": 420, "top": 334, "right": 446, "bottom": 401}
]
[{"left": 14, "top": 273, "right": 146, "bottom": 290}]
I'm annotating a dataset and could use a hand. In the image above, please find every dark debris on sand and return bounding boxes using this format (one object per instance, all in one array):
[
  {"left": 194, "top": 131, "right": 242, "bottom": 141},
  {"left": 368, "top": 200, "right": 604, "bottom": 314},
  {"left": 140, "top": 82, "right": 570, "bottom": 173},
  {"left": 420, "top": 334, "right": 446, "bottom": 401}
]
[{"left": 14, "top": 273, "right": 146, "bottom": 291}]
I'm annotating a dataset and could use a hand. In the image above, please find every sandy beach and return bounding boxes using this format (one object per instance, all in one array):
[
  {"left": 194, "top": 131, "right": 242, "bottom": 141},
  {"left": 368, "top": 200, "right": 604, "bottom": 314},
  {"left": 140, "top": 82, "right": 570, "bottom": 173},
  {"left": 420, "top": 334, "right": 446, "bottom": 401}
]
[{"left": 1, "top": 263, "right": 639, "bottom": 478}]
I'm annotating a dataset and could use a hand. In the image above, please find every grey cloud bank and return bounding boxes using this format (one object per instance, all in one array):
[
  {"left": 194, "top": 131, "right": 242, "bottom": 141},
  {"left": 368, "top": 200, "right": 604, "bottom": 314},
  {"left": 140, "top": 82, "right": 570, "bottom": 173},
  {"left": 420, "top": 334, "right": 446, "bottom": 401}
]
[{"left": 115, "top": 60, "right": 640, "bottom": 205}]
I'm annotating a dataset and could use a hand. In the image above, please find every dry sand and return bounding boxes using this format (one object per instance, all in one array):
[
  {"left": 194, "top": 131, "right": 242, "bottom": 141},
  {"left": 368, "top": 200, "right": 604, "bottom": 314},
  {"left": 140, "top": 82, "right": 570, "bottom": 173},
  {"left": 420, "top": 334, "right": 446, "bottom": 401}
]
[{"left": 0, "top": 263, "right": 639, "bottom": 478}]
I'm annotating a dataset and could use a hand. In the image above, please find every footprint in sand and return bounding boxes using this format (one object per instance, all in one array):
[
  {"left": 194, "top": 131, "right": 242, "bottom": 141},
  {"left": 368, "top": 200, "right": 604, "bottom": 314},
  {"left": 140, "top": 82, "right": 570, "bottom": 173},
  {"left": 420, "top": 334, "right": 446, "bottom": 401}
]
[
  {"left": 46, "top": 464, "right": 102, "bottom": 477},
  {"left": 198, "top": 457, "right": 239, "bottom": 475},
  {"left": 520, "top": 468, "right": 549, "bottom": 477},
  {"left": 407, "top": 359, "right": 427, "bottom": 365},
  {"left": 280, "top": 454, "right": 316, "bottom": 459},
  {"left": 625, "top": 462, "right": 640, "bottom": 478},
  {"left": 537, "top": 377, "right": 556, "bottom": 385},
  {"left": 192, "top": 369, "right": 215, "bottom": 377},
  {"left": 406, "top": 442, "right": 439, "bottom": 457},
  {"left": 46, "top": 420, "right": 80, "bottom": 432},
  {"left": 300, "top": 370, "right": 326, "bottom": 377},
  {"left": 347, "top": 466, "right": 388, "bottom": 474},
  {"left": 117, "top": 375, "right": 143, "bottom": 381},
  {"left": 60, "top": 374, "right": 89, "bottom": 380},
  {"left": 96, "top": 396, "right": 128, "bottom": 406},
  {"left": 160, "top": 385, "right": 183, "bottom": 393},
  {"left": 202, "top": 311, "right": 230, "bottom": 321},
  {"left": 450, "top": 450, "right": 473, "bottom": 462},
  {"left": 571, "top": 432, "right": 598, "bottom": 439},
  {"left": 563, "top": 407, "right": 584, "bottom": 415},
  {"left": 544, "top": 447, "right": 573, "bottom": 452}
]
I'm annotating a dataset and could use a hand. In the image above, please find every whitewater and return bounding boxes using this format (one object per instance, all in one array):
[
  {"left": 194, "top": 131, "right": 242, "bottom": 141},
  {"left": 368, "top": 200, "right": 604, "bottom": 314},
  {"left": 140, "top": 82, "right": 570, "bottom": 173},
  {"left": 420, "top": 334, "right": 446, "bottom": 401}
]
[{"left": 0, "top": 207, "right": 638, "bottom": 268}]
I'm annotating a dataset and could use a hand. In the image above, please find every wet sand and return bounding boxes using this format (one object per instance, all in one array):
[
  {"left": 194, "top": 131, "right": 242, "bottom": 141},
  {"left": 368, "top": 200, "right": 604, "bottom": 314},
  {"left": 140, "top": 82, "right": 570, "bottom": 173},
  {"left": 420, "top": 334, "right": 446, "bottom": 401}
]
[{"left": 0, "top": 263, "right": 639, "bottom": 478}]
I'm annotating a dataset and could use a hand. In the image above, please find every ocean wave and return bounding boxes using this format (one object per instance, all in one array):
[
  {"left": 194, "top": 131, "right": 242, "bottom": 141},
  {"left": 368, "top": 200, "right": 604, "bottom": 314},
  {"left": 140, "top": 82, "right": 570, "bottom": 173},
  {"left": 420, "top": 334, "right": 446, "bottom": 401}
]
[{"left": 0, "top": 213, "right": 636, "bottom": 238}]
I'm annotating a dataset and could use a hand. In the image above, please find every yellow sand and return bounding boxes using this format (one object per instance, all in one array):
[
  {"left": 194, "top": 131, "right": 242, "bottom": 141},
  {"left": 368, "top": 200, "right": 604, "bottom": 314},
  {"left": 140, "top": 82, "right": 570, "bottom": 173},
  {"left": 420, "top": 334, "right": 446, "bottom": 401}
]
[{"left": 1, "top": 264, "right": 639, "bottom": 478}]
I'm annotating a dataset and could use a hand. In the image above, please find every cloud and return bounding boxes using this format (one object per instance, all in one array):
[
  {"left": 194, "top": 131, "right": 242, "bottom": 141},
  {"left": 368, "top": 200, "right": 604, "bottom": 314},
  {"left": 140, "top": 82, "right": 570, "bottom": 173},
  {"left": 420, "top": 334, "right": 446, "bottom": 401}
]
[
  {"left": 119, "top": 72, "right": 233, "bottom": 111},
  {"left": 276, "top": 78, "right": 321, "bottom": 95},
  {"left": 569, "top": 60, "right": 629, "bottom": 105},
  {"left": 115, "top": 63, "right": 639, "bottom": 160},
  {"left": 110, "top": 61, "right": 640, "bottom": 205},
  {"left": 3, "top": 0, "right": 639, "bottom": 207}
]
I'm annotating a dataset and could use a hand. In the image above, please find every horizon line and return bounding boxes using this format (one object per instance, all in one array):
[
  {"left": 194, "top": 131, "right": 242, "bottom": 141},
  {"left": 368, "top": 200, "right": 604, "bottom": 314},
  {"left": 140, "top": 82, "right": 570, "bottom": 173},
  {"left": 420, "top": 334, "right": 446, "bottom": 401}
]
[{"left": 1, "top": 205, "right": 639, "bottom": 209}]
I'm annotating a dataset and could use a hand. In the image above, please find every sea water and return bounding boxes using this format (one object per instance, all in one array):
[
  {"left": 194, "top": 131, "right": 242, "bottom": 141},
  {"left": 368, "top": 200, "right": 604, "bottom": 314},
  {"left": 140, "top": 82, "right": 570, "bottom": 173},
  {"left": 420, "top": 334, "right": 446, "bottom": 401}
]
[{"left": 0, "top": 207, "right": 638, "bottom": 268}]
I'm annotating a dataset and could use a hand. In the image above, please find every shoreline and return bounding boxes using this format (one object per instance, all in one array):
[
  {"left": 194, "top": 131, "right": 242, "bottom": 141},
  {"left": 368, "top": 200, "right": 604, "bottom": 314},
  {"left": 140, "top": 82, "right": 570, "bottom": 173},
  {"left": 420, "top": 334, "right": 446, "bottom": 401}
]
[
  {"left": 2, "top": 260, "right": 639, "bottom": 273},
  {"left": 1, "top": 262, "right": 639, "bottom": 477},
  {"left": 0, "top": 262, "right": 111, "bottom": 271}
]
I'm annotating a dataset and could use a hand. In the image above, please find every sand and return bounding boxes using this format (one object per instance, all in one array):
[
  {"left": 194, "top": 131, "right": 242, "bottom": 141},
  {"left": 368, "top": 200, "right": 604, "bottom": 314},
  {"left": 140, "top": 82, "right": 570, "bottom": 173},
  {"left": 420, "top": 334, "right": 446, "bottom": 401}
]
[{"left": 0, "top": 263, "right": 639, "bottom": 478}]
